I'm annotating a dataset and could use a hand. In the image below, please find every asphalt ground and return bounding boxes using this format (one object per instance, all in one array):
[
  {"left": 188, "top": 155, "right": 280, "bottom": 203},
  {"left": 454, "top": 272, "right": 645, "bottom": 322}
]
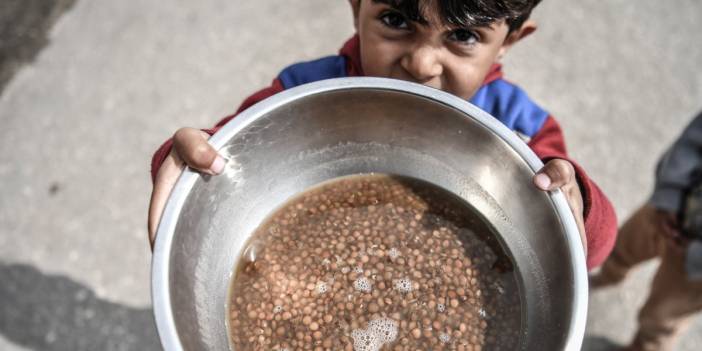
[
  {"left": 1, "top": 1, "right": 701, "bottom": 350},
  {"left": 0, "top": 0, "right": 76, "bottom": 95}
]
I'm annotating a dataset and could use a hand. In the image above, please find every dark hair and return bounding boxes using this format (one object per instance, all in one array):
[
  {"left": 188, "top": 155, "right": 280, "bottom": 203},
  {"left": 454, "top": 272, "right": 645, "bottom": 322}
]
[{"left": 375, "top": 0, "right": 542, "bottom": 32}]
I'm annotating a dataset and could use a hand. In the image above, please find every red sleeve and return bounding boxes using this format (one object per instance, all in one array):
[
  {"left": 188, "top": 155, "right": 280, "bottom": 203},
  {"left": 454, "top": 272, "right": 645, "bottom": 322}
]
[
  {"left": 150, "top": 79, "right": 285, "bottom": 183},
  {"left": 527, "top": 116, "right": 618, "bottom": 270}
]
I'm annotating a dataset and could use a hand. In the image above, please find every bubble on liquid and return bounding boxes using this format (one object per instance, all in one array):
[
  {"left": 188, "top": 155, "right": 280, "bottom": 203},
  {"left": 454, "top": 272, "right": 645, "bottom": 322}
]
[
  {"left": 351, "top": 330, "right": 375, "bottom": 351},
  {"left": 437, "top": 303, "right": 446, "bottom": 313},
  {"left": 368, "top": 318, "right": 398, "bottom": 342},
  {"left": 341, "top": 267, "right": 351, "bottom": 274},
  {"left": 388, "top": 247, "right": 400, "bottom": 259},
  {"left": 439, "top": 332, "right": 451, "bottom": 343},
  {"left": 273, "top": 305, "right": 283, "bottom": 313},
  {"left": 351, "top": 317, "right": 398, "bottom": 351},
  {"left": 316, "top": 282, "right": 329, "bottom": 294},
  {"left": 354, "top": 277, "right": 372, "bottom": 293},
  {"left": 353, "top": 266, "right": 364, "bottom": 274},
  {"left": 393, "top": 278, "right": 413, "bottom": 293}
]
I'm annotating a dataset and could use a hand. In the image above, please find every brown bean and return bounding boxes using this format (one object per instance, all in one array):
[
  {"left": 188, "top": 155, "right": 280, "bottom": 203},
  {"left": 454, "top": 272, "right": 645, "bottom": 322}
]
[{"left": 228, "top": 175, "right": 520, "bottom": 349}]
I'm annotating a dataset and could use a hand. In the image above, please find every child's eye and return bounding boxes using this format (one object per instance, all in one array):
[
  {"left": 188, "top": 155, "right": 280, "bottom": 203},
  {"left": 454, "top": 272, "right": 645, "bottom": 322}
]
[
  {"left": 379, "top": 11, "right": 409, "bottom": 30},
  {"left": 448, "top": 29, "right": 479, "bottom": 45}
]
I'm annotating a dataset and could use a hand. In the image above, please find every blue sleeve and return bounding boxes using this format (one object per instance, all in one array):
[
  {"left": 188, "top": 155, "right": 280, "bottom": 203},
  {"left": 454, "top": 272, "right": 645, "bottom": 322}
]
[
  {"left": 277, "top": 55, "right": 348, "bottom": 89},
  {"left": 469, "top": 79, "right": 549, "bottom": 138}
]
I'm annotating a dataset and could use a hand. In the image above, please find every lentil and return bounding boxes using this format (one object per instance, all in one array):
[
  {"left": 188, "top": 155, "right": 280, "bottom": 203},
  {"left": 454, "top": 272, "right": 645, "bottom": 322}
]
[{"left": 228, "top": 175, "right": 520, "bottom": 350}]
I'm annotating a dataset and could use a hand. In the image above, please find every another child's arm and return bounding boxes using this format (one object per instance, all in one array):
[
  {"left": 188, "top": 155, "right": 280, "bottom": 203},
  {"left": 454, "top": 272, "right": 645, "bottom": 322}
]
[
  {"left": 528, "top": 117, "right": 618, "bottom": 270},
  {"left": 148, "top": 79, "right": 285, "bottom": 245}
]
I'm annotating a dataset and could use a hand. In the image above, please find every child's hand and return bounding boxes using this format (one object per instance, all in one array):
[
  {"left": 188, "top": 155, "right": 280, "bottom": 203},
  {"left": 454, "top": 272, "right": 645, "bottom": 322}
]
[
  {"left": 148, "top": 127, "right": 226, "bottom": 245},
  {"left": 654, "top": 209, "right": 687, "bottom": 247},
  {"left": 532, "top": 159, "right": 587, "bottom": 256}
]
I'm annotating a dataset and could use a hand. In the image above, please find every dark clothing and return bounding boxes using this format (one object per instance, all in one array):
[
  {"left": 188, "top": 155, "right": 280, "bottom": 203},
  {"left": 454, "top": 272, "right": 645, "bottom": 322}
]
[
  {"left": 651, "top": 113, "right": 702, "bottom": 215},
  {"left": 650, "top": 112, "right": 702, "bottom": 276}
]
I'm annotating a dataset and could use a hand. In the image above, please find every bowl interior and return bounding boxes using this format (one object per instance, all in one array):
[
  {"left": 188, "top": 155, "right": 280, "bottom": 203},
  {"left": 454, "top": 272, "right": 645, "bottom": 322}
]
[{"left": 153, "top": 78, "right": 585, "bottom": 351}]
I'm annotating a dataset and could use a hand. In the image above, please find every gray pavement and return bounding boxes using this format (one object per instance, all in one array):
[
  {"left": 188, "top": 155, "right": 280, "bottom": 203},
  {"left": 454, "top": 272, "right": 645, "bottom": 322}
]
[
  {"left": 0, "top": 0, "right": 701, "bottom": 350},
  {"left": 0, "top": 0, "right": 76, "bottom": 95}
]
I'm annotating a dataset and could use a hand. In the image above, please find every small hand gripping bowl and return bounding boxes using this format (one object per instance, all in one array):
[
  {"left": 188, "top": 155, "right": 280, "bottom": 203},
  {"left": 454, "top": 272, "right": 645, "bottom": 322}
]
[{"left": 152, "top": 77, "right": 587, "bottom": 351}]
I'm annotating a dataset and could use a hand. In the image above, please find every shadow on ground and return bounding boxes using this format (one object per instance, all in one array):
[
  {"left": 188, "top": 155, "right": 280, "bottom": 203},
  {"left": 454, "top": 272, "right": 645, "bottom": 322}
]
[
  {"left": 0, "top": 262, "right": 160, "bottom": 351},
  {"left": 0, "top": 0, "right": 76, "bottom": 94},
  {"left": 582, "top": 335, "right": 623, "bottom": 351}
]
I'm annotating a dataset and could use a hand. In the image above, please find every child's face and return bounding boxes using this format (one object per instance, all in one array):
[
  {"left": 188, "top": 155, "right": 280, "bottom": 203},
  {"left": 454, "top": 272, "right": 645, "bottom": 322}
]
[{"left": 350, "top": 0, "right": 534, "bottom": 100}]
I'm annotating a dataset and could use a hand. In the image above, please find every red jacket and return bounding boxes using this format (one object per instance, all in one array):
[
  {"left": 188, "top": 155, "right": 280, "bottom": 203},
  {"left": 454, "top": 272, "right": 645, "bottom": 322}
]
[{"left": 152, "top": 36, "right": 617, "bottom": 269}]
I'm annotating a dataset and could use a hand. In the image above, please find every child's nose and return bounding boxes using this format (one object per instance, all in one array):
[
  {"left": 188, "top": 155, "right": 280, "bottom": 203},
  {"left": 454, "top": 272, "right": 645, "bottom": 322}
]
[{"left": 401, "top": 46, "right": 443, "bottom": 83}]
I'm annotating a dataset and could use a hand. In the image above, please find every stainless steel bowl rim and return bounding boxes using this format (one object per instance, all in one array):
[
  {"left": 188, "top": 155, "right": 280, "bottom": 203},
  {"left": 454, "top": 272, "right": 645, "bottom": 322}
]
[{"left": 152, "top": 77, "right": 588, "bottom": 351}]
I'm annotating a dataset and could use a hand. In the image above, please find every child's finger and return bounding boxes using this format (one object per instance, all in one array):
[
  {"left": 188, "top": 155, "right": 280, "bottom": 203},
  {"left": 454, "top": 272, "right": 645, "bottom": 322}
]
[
  {"left": 533, "top": 159, "right": 587, "bottom": 254},
  {"left": 148, "top": 150, "right": 185, "bottom": 246},
  {"left": 533, "top": 159, "right": 575, "bottom": 191},
  {"left": 149, "top": 128, "right": 226, "bottom": 247},
  {"left": 173, "top": 127, "right": 225, "bottom": 175}
]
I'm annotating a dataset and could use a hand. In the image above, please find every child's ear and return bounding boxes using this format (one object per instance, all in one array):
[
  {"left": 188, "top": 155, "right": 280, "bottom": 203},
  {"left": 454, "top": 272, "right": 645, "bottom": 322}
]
[
  {"left": 349, "top": 0, "right": 361, "bottom": 30},
  {"left": 497, "top": 20, "right": 538, "bottom": 60}
]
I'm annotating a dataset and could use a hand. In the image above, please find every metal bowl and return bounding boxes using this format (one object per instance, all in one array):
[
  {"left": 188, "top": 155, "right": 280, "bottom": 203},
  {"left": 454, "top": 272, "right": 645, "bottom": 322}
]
[{"left": 152, "top": 77, "right": 587, "bottom": 351}]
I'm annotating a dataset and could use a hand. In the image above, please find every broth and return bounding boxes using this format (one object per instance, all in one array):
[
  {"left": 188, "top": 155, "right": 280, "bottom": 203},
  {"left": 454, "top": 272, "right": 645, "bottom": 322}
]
[{"left": 227, "top": 174, "right": 521, "bottom": 350}]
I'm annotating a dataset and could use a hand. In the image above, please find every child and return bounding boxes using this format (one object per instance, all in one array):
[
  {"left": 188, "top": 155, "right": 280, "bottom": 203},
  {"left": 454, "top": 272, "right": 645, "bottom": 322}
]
[
  {"left": 590, "top": 112, "right": 702, "bottom": 351},
  {"left": 148, "top": 0, "right": 617, "bottom": 270}
]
